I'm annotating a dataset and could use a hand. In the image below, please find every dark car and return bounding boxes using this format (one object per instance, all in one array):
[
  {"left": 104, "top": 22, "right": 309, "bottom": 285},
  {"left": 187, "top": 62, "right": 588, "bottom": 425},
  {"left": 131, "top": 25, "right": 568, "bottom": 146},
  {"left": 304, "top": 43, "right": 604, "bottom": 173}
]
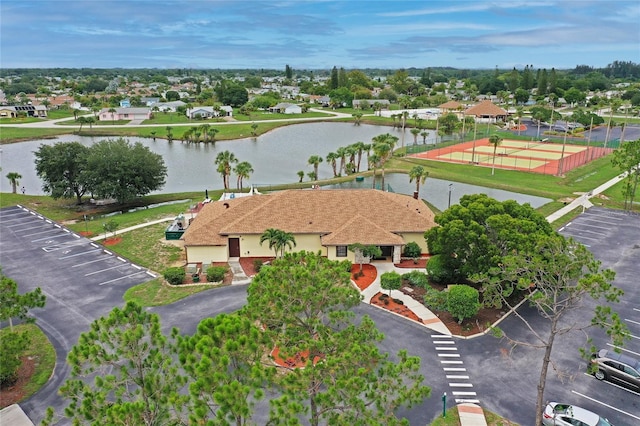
[{"left": 591, "top": 349, "right": 640, "bottom": 392}]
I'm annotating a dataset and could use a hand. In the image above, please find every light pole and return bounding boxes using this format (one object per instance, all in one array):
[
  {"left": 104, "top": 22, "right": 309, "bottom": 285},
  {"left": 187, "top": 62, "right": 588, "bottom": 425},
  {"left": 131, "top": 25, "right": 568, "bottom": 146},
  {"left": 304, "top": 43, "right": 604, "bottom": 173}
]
[{"left": 448, "top": 184, "right": 453, "bottom": 209}]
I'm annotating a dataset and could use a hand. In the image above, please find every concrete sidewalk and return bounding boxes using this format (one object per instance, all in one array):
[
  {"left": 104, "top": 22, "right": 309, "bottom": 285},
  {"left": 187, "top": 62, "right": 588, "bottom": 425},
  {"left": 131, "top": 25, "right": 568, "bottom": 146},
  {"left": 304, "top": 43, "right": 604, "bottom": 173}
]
[
  {"left": 90, "top": 216, "right": 174, "bottom": 241},
  {"left": 359, "top": 262, "right": 450, "bottom": 335}
]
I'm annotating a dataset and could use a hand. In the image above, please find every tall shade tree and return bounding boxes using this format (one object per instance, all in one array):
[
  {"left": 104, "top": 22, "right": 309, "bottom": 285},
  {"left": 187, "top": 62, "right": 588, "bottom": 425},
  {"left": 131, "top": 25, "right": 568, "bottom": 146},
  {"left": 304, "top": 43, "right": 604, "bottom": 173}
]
[
  {"left": 245, "top": 251, "right": 430, "bottom": 425},
  {"left": 611, "top": 139, "right": 640, "bottom": 211},
  {"left": 488, "top": 134, "right": 503, "bottom": 175},
  {"left": 307, "top": 155, "right": 323, "bottom": 181},
  {"left": 233, "top": 161, "right": 254, "bottom": 190},
  {"left": 477, "top": 235, "right": 628, "bottom": 426},
  {"left": 34, "top": 141, "right": 90, "bottom": 204},
  {"left": 425, "top": 194, "right": 555, "bottom": 282},
  {"left": 408, "top": 165, "right": 429, "bottom": 197},
  {"left": 215, "top": 150, "right": 238, "bottom": 190},
  {"left": 5, "top": 172, "right": 22, "bottom": 194},
  {"left": 53, "top": 302, "right": 188, "bottom": 426},
  {"left": 83, "top": 138, "right": 167, "bottom": 203},
  {"left": 178, "top": 313, "right": 275, "bottom": 426}
]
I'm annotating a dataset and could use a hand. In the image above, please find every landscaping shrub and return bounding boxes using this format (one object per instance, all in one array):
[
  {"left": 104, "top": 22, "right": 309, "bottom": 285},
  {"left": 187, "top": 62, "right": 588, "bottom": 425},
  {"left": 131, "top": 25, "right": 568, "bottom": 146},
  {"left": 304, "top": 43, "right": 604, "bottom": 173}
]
[
  {"left": 447, "top": 285, "right": 480, "bottom": 324},
  {"left": 253, "top": 259, "right": 263, "bottom": 273},
  {"left": 425, "top": 254, "right": 453, "bottom": 283},
  {"left": 380, "top": 271, "right": 402, "bottom": 296},
  {"left": 163, "top": 266, "right": 186, "bottom": 285},
  {"left": 0, "top": 331, "right": 30, "bottom": 386},
  {"left": 206, "top": 265, "right": 227, "bottom": 282},
  {"left": 423, "top": 288, "right": 448, "bottom": 311},
  {"left": 403, "top": 270, "right": 429, "bottom": 288},
  {"left": 403, "top": 241, "right": 422, "bottom": 260}
]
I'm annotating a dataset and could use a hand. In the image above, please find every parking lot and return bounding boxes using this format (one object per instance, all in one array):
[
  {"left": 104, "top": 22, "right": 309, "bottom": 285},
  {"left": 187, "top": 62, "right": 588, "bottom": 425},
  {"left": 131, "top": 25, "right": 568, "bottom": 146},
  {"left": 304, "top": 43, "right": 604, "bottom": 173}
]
[
  {"left": 0, "top": 205, "right": 156, "bottom": 421},
  {"left": 460, "top": 207, "right": 640, "bottom": 425}
]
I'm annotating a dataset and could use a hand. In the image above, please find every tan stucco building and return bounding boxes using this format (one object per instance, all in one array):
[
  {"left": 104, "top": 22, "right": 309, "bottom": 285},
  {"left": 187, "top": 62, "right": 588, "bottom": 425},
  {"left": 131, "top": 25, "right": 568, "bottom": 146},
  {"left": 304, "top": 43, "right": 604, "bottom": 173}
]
[{"left": 183, "top": 189, "right": 436, "bottom": 264}]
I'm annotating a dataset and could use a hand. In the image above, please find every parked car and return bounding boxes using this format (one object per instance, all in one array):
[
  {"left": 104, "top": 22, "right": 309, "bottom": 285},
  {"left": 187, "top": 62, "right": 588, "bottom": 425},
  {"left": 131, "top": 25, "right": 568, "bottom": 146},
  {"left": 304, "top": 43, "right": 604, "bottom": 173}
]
[
  {"left": 591, "top": 348, "right": 640, "bottom": 392},
  {"left": 542, "top": 402, "right": 614, "bottom": 426}
]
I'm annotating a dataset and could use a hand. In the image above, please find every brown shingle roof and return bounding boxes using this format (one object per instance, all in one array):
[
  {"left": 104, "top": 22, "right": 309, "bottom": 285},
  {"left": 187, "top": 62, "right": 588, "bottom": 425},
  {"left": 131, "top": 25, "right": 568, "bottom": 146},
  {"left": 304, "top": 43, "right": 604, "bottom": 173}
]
[
  {"left": 439, "top": 100, "right": 463, "bottom": 110},
  {"left": 183, "top": 189, "right": 435, "bottom": 246},
  {"left": 464, "top": 100, "right": 507, "bottom": 117}
]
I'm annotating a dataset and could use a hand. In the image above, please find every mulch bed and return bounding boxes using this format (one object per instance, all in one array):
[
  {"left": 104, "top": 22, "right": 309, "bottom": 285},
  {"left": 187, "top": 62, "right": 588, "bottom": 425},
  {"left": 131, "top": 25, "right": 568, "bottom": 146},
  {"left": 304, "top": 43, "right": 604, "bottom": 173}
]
[
  {"left": 239, "top": 257, "right": 275, "bottom": 277},
  {"left": 103, "top": 237, "right": 122, "bottom": 246},
  {"left": 370, "top": 292, "right": 422, "bottom": 323},
  {"left": 351, "top": 264, "right": 377, "bottom": 290},
  {"left": 0, "top": 356, "right": 35, "bottom": 409}
]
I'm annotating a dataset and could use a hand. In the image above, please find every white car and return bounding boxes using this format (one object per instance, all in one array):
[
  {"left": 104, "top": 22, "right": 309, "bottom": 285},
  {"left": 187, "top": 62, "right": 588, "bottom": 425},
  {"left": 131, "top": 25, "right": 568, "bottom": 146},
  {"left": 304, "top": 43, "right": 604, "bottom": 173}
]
[{"left": 542, "top": 402, "right": 614, "bottom": 426}]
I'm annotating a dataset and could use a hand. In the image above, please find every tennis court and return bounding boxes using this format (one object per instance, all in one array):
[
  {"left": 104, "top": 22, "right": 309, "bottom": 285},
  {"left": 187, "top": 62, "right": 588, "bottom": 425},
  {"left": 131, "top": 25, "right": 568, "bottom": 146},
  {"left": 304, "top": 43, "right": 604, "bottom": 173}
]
[{"left": 410, "top": 138, "right": 614, "bottom": 175}]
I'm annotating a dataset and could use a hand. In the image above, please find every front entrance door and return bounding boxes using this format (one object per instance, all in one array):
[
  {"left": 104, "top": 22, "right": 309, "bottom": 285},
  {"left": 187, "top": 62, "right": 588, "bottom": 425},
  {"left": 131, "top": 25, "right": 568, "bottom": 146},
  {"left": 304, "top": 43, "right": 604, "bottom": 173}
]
[{"left": 229, "top": 238, "right": 240, "bottom": 257}]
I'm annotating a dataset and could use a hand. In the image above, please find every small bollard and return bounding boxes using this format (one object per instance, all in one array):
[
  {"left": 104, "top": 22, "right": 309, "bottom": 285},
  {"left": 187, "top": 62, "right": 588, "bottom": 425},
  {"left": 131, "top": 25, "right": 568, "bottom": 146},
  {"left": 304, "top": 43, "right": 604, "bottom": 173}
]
[{"left": 442, "top": 392, "right": 447, "bottom": 417}]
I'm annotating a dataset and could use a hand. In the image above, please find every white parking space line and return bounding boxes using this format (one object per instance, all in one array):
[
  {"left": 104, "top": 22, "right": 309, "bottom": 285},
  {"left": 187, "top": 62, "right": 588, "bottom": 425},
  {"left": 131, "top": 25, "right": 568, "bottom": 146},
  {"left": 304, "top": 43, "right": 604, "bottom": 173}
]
[
  {"left": 98, "top": 271, "right": 149, "bottom": 286},
  {"left": 449, "top": 383, "right": 473, "bottom": 387},
  {"left": 32, "top": 233, "right": 73, "bottom": 242},
  {"left": 435, "top": 347, "right": 458, "bottom": 351},
  {"left": 443, "top": 367, "right": 467, "bottom": 371},
  {"left": 72, "top": 258, "right": 110, "bottom": 268},
  {"left": 59, "top": 249, "right": 102, "bottom": 259},
  {"left": 1, "top": 217, "right": 34, "bottom": 224},
  {"left": 446, "top": 375, "right": 470, "bottom": 379},
  {"left": 584, "top": 212, "right": 625, "bottom": 221},
  {"left": 85, "top": 265, "right": 128, "bottom": 276},
  {"left": 572, "top": 220, "right": 613, "bottom": 230},
  {"left": 437, "top": 353, "right": 460, "bottom": 357},
  {"left": 558, "top": 231, "right": 601, "bottom": 241},
  {"left": 433, "top": 340, "right": 455, "bottom": 344},
  {"left": 452, "top": 391, "right": 476, "bottom": 396},
  {"left": 606, "top": 344, "right": 640, "bottom": 358},
  {"left": 583, "top": 373, "right": 640, "bottom": 396},
  {"left": 9, "top": 224, "right": 50, "bottom": 231},
  {"left": 625, "top": 319, "right": 640, "bottom": 326},
  {"left": 440, "top": 360, "right": 463, "bottom": 364},
  {"left": 572, "top": 390, "right": 640, "bottom": 421},
  {"left": 456, "top": 399, "right": 480, "bottom": 403},
  {"left": 24, "top": 229, "right": 65, "bottom": 237}
]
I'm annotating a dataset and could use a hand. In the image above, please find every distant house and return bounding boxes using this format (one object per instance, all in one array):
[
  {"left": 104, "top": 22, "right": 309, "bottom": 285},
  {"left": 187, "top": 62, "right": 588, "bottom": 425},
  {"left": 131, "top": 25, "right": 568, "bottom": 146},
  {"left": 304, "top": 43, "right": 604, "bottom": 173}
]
[
  {"left": 269, "top": 102, "right": 302, "bottom": 114},
  {"left": 141, "top": 97, "right": 161, "bottom": 106},
  {"left": 0, "top": 105, "right": 48, "bottom": 118},
  {"left": 185, "top": 106, "right": 233, "bottom": 119},
  {"left": 119, "top": 99, "right": 131, "bottom": 108},
  {"left": 182, "top": 189, "right": 435, "bottom": 263},
  {"left": 98, "top": 107, "right": 151, "bottom": 121},
  {"left": 464, "top": 100, "right": 508, "bottom": 123},
  {"left": 153, "top": 100, "right": 186, "bottom": 112}
]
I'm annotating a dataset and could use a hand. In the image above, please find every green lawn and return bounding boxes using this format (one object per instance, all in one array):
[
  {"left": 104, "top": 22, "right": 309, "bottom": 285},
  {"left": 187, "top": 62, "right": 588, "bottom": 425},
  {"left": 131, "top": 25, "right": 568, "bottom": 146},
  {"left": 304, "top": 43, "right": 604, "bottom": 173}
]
[{"left": 124, "top": 277, "right": 215, "bottom": 307}]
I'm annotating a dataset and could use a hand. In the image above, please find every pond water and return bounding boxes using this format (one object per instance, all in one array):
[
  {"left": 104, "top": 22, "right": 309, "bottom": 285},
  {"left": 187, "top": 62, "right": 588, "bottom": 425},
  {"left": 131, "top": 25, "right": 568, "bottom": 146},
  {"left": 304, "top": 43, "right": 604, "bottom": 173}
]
[
  {"left": 0, "top": 121, "right": 550, "bottom": 209},
  {"left": 0, "top": 122, "right": 427, "bottom": 195}
]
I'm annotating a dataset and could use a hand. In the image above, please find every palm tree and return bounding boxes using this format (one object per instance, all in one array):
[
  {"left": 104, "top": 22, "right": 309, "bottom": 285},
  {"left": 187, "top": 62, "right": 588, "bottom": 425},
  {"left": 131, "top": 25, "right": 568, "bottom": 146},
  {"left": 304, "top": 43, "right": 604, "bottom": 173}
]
[
  {"left": 297, "top": 170, "right": 305, "bottom": 183},
  {"left": 489, "top": 134, "right": 503, "bottom": 176},
  {"left": 77, "top": 116, "right": 87, "bottom": 132},
  {"left": 307, "top": 155, "right": 323, "bottom": 181},
  {"left": 215, "top": 150, "right": 238, "bottom": 189},
  {"left": 260, "top": 228, "right": 282, "bottom": 258},
  {"left": 335, "top": 146, "right": 348, "bottom": 176},
  {"left": 372, "top": 142, "right": 391, "bottom": 191},
  {"left": 420, "top": 131, "right": 429, "bottom": 144},
  {"left": 199, "top": 124, "right": 211, "bottom": 142},
  {"left": 410, "top": 128, "right": 420, "bottom": 145},
  {"left": 325, "top": 152, "right": 339, "bottom": 177},
  {"left": 251, "top": 122, "right": 258, "bottom": 136},
  {"left": 352, "top": 141, "right": 366, "bottom": 172},
  {"left": 108, "top": 107, "right": 117, "bottom": 124},
  {"left": 352, "top": 112, "right": 363, "bottom": 125},
  {"left": 260, "top": 228, "right": 297, "bottom": 259},
  {"left": 234, "top": 161, "right": 254, "bottom": 190},
  {"left": 408, "top": 166, "right": 429, "bottom": 198},
  {"left": 207, "top": 127, "right": 219, "bottom": 142},
  {"left": 166, "top": 126, "right": 174, "bottom": 143},
  {"left": 6, "top": 172, "right": 22, "bottom": 194}
]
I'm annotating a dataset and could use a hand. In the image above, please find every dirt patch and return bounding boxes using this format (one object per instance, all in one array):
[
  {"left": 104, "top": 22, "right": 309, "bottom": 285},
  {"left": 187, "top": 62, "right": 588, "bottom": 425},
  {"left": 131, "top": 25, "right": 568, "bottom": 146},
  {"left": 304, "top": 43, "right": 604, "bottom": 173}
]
[
  {"left": 103, "top": 237, "right": 123, "bottom": 246},
  {"left": 0, "top": 356, "right": 35, "bottom": 408}
]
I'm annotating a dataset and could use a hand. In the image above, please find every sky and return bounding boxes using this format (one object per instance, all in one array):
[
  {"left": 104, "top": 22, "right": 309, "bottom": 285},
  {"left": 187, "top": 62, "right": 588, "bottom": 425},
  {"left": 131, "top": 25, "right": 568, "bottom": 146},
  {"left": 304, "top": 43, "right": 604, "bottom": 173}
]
[{"left": 1, "top": 0, "right": 639, "bottom": 71}]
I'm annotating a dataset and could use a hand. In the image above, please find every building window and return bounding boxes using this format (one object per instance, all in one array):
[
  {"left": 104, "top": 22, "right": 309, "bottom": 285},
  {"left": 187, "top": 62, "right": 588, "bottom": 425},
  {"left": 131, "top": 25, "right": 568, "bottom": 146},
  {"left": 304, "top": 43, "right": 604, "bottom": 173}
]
[{"left": 336, "top": 246, "right": 347, "bottom": 257}]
